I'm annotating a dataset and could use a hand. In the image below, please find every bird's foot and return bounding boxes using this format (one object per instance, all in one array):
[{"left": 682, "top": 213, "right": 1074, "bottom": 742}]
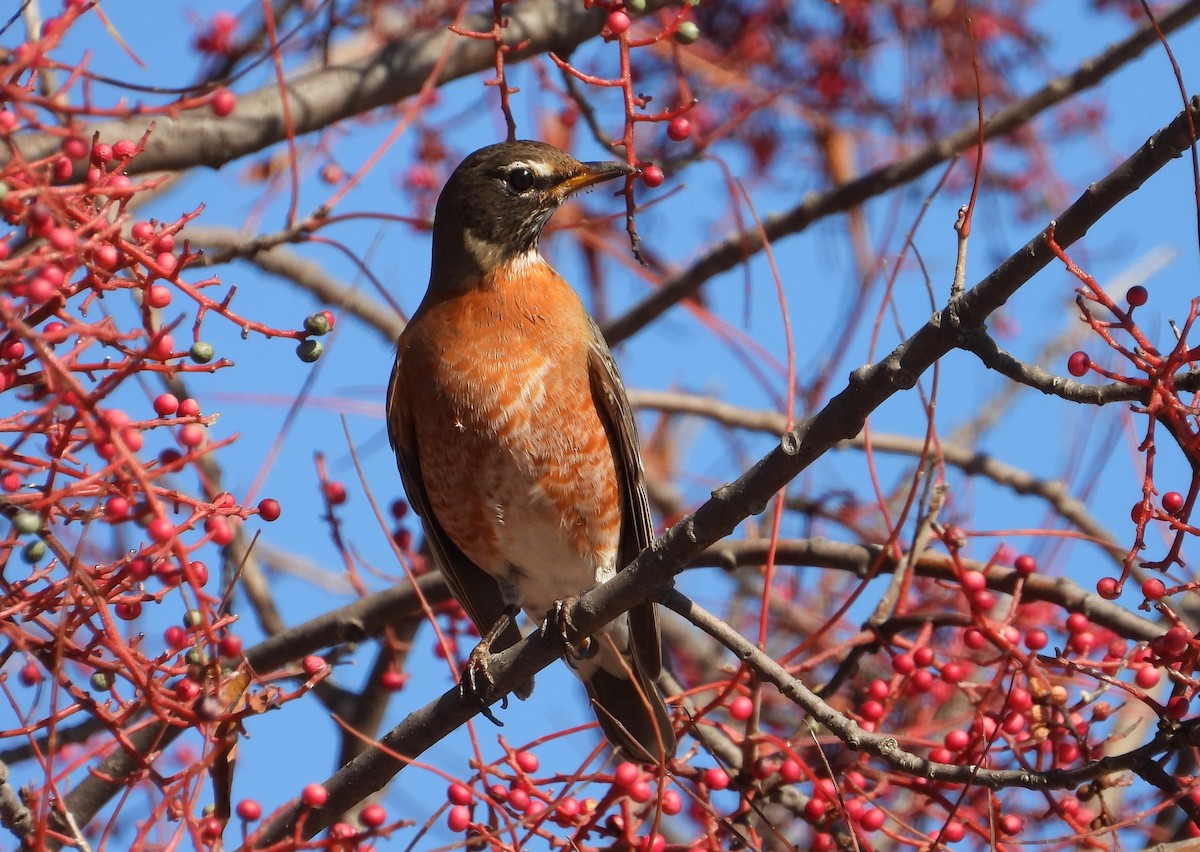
[
  {"left": 542, "top": 596, "right": 596, "bottom": 664},
  {"left": 460, "top": 639, "right": 507, "bottom": 727}
]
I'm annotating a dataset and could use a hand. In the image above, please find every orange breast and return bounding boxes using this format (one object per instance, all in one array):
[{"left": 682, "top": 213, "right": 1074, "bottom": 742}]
[{"left": 394, "top": 259, "right": 622, "bottom": 589}]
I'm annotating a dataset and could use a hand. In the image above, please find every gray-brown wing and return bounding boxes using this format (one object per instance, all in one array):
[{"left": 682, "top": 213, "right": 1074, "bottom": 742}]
[
  {"left": 386, "top": 354, "right": 528, "bottom": 679},
  {"left": 586, "top": 322, "right": 662, "bottom": 678}
]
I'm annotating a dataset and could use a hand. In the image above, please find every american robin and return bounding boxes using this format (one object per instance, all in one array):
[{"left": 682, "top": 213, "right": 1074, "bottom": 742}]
[{"left": 386, "top": 140, "right": 676, "bottom": 762}]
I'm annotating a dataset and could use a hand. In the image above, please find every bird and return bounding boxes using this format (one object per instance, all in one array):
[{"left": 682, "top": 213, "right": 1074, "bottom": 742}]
[{"left": 386, "top": 140, "right": 675, "bottom": 762}]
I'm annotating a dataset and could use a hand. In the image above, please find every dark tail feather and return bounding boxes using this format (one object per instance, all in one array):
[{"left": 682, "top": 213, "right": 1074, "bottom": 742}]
[{"left": 584, "top": 666, "right": 675, "bottom": 762}]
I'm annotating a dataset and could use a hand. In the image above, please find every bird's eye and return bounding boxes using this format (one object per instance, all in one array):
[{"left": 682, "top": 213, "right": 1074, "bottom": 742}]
[{"left": 506, "top": 167, "right": 535, "bottom": 192}]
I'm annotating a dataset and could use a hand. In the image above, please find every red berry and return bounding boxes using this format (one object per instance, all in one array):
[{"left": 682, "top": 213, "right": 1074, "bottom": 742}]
[
  {"left": 661, "top": 789, "right": 682, "bottom": 815},
  {"left": 324, "top": 481, "right": 347, "bottom": 505},
  {"left": 48, "top": 227, "right": 76, "bottom": 251},
  {"left": 177, "top": 398, "right": 201, "bottom": 417},
  {"left": 942, "top": 820, "right": 965, "bottom": 842},
  {"left": 164, "top": 625, "right": 189, "bottom": 649},
  {"left": 145, "top": 284, "right": 172, "bottom": 308},
  {"left": 152, "top": 394, "right": 179, "bottom": 417},
  {"left": 447, "top": 783, "right": 473, "bottom": 806},
  {"left": 640, "top": 164, "right": 664, "bottom": 187},
  {"left": 1009, "top": 687, "right": 1033, "bottom": 712},
  {"left": 892, "top": 653, "right": 914, "bottom": 674},
  {"left": 514, "top": 750, "right": 539, "bottom": 774},
  {"left": 999, "top": 814, "right": 1023, "bottom": 835},
  {"left": 1135, "top": 666, "right": 1161, "bottom": 689},
  {"left": 859, "top": 700, "right": 885, "bottom": 721},
  {"left": 913, "top": 646, "right": 934, "bottom": 667},
  {"left": 105, "top": 495, "right": 131, "bottom": 521},
  {"left": 258, "top": 498, "right": 281, "bottom": 521},
  {"left": 1013, "top": 554, "right": 1036, "bottom": 575},
  {"left": 301, "top": 783, "right": 327, "bottom": 807},
  {"left": 1066, "top": 351, "right": 1090, "bottom": 377},
  {"left": 1166, "top": 695, "right": 1190, "bottom": 719},
  {"left": 506, "top": 787, "right": 530, "bottom": 812},
  {"left": 113, "top": 139, "right": 137, "bottom": 159},
  {"left": 360, "top": 803, "right": 387, "bottom": 828},
  {"left": 447, "top": 805, "right": 470, "bottom": 832},
  {"left": 90, "top": 143, "right": 113, "bottom": 166},
  {"left": 115, "top": 601, "right": 142, "bottom": 620},
  {"left": 1024, "top": 629, "right": 1048, "bottom": 651},
  {"left": 218, "top": 634, "right": 243, "bottom": 658},
  {"left": 614, "top": 761, "right": 640, "bottom": 788},
  {"left": 379, "top": 669, "right": 407, "bottom": 691},
  {"left": 703, "top": 767, "right": 730, "bottom": 790},
  {"left": 147, "top": 517, "right": 175, "bottom": 543},
  {"left": 1163, "top": 491, "right": 1185, "bottom": 514},
  {"left": 940, "top": 662, "right": 965, "bottom": 683},
  {"left": 205, "top": 516, "right": 234, "bottom": 546},
  {"left": 211, "top": 88, "right": 237, "bottom": 117},
  {"left": 729, "top": 695, "right": 753, "bottom": 720},
  {"left": 779, "top": 759, "right": 801, "bottom": 783},
  {"left": 861, "top": 808, "right": 885, "bottom": 831},
  {"left": 1065, "top": 613, "right": 1088, "bottom": 633},
  {"left": 1096, "top": 577, "right": 1120, "bottom": 600},
  {"left": 390, "top": 499, "right": 409, "bottom": 519},
  {"left": 666, "top": 117, "right": 692, "bottom": 141},
  {"left": 1143, "top": 578, "right": 1166, "bottom": 600},
  {"left": 62, "top": 136, "right": 88, "bottom": 160},
  {"left": 964, "top": 628, "right": 986, "bottom": 650},
  {"left": 19, "top": 662, "right": 43, "bottom": 686},
  {"left": 236, "top": 799, "right": 262, "bottom": 821},
  {"left": 179, "top": 424, "right": 206, "bottom": 449},
  {"left": 1126, "top": 285, "right": 1148, "bottom": 307},
  {"left": 606, "top": 10, "right": 631, "bottom": 34},
  {"left": 960, "top": 570, "right": 986, "bottom": 592}
]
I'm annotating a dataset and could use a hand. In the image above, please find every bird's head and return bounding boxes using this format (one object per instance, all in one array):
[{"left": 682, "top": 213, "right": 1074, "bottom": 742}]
[{"left": 430, "top": 140, "right": 633, "bottom": 290}]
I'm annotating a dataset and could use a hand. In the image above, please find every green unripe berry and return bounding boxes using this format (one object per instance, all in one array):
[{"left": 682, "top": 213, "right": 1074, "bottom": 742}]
[
  {"left": 625, "top": 0, "right": 646, "bottom": 11},
  {"left": 21, "top": 540, "right": 46, "bottom": 563},
  {"left": 183, "top": 609, "right": 205, "bottom": 629},
  {"left": 188, "top": 342, "right": 215, "bottom": 364},
  {"left": 303, "top": 312, "right": 332, "bottom": 336},
  {"left": 90, "top": 671, "right": 114, "bottom": 691},
  {"left": 13, "top": 511, "right": 41, "bottom": 535},
  {"left": 185, "top": 647, "right": 210, "bottom": 666},
  {"left": 675, "top": 21, "right": 700, "bottom": 43},
  {"left": 296, "top": 339, "right": 323, "bottom": 363}
]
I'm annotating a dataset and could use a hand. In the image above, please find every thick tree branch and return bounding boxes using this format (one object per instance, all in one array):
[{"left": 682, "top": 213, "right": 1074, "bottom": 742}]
[{"left": 8, "top": 0, "right": 671, "bottom": 175}]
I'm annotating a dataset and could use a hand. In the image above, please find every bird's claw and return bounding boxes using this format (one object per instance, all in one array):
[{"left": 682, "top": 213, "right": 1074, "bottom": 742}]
[
  {"left": 542, "top": 597, "right": 596, "bottom": 663},
  {"left": 460, "top": 640, "right": 507, "bottom": 727}
]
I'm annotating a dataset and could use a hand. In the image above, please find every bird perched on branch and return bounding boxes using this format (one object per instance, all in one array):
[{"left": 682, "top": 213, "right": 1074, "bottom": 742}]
[{"left": 386, "top": 140, "right": 675, "bottom": 762}]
